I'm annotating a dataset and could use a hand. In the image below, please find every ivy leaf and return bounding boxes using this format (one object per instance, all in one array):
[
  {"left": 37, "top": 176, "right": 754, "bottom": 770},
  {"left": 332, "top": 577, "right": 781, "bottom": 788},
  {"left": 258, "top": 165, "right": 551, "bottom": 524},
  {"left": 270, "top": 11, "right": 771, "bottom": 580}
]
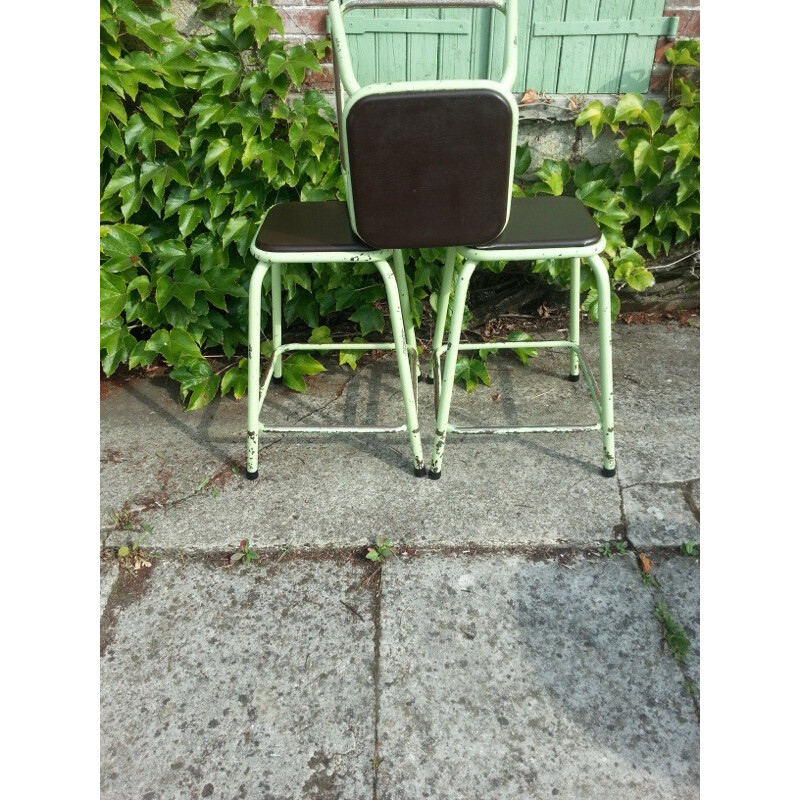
[
  {"left": 101, "top": 119, "right": 126, "bottom": 156},
  {"left": 199, "top": 52, "right": 243, "bottom": 95},
  {"left": 189, "top": 95, "right": 228, "bottom": 131},
  {"left": 127, "top": 275, "right": 151, "bottom": 300},
  {"left": 454, "top": 357, "right": 490, "bottom": 393},
  {"left": 205, "top": 138, "right": 235, "bottom": 176},
  {"left": 234, "top": 3, "right": 284, "bottom": 45},
  {"left": 582, "top": 289, "right": 620, "bottom": 323},
  {"left": 613, "top": 93, "right": 644, "bottom": 125},
  {"left": 220, "top": 359, "right": 248, "bottom": 400},
  {"left": 349, "top": 305, "right": 385, "bottom": 336},
  {"left": 172, "top": 269, "right": 210, "bottom": 309},
  {"left": 281, "top": 353, "right": 326, "bottom": 393},
  {"left": 178, "top": 203, "right": 205, "bottom": 237},
  {"left": 308, "top": 326, "right": 333, "bottom": 344},
  {"left": 339, "top": 338, "right": 367, "bottom": 370},
  {"left": 533, "top": 159, "right": 570, "bottom": 196},
  {"left": 507, "top": 332, "right": 538, "bottom": 366},
  {"left": 284, "top": 289, "right": 320, "bottom": 329},
  {"left": 221, "top": 216, "right": 251, "bottom": 251},
  {"left": 665, "top": 40, "right": 700, "bottom": 67},
  {"left": 514, "top": 145, "right": 532, "bottom": 176},
  {"left": 641, "top": 100, "right": 663, "bottom": 135},
  {"left": 575, "top": 100, "right": 615, "bottom": 138},
  {"left": 101, "top": 225, "right": 149, "bottom": 259},
  {"left": 633, "top": 138, "right": 664, "bottom": 178},
  {"left": 100, "top": 272, "right": 128, "bottom": 322},
  {"left": 100, "top": 319, "right": 136, "bottom": 376},
  {"left": 267, "top": 46, "right": 321, "bottom": 87}
]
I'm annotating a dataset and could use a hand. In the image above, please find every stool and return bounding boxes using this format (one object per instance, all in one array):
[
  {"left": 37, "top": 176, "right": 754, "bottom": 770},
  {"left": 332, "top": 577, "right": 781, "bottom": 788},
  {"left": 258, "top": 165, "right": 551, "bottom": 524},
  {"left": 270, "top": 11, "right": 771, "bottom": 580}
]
[
  {"left": 245, "top": 200, "right": 425, "bottom": 479},
  {"left": 427, "top": 196, "right": 616, "bottom": 480}
]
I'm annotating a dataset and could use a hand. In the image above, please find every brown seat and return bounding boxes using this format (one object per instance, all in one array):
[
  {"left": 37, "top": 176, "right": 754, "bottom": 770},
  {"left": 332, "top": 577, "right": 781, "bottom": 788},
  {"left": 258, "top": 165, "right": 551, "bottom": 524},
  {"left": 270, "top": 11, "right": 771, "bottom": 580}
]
[
  {"left": 476, "top": 196, "right": 602, "bottom": 251},
  {"left": 254, "top": 201, "right": 373, "bottom": 253}
]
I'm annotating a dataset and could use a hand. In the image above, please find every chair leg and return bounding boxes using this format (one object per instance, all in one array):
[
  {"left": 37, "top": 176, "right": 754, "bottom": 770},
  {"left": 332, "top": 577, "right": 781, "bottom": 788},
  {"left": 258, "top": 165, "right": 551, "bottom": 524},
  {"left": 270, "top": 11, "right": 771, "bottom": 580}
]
[
  {"left": 428, "top": 247, "right": 456, "bottom": 385},
  {"left": 392, "top": 249, "right": 420, "bottom": 383},
  {"left": 569, "top": 257, "right": 581, "bottom": 381},
  {"left": 271, "top": 263, "right": 283, "bottom": 381},
  {"left": 246, "top": 261, "right": 271, "bottom": 480},
  {"left": 428, "top": 259, "right": 478, "bottom": 479},
  {"left": 375, "top": 259, "right": 427, "bottom": 476},
  {"left": 587, "top": 254, "right": 616, "bottom": 477}
]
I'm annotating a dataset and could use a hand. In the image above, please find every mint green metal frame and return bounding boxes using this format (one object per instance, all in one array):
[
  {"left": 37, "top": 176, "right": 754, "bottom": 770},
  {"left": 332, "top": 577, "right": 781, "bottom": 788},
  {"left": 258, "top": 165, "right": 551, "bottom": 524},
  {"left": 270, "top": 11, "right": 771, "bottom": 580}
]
[
  {"left": 427, "top": 238, "right": 616, "bottom": 478},
  {"left": 246, "top": 235, "right": 425, "bottom": 478}
]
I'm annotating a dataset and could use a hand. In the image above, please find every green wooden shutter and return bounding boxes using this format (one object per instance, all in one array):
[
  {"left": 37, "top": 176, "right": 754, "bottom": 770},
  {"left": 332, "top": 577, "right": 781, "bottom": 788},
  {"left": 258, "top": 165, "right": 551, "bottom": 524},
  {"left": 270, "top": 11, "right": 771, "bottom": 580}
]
[{"left": 343, "top": 1, "right": 675, "bottom": 93}]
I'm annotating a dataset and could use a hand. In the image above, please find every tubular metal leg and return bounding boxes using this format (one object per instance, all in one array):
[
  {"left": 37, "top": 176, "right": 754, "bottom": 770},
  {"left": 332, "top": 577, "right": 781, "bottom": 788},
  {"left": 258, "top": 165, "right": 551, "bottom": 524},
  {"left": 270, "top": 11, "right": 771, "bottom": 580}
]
[
  {"left": 428, "top": 247, "right": 456, "bottom": 384},
  {"left": 246, "top": 261, "right": 271, "bottom": 479},
  {"left": 271, "top": 263, "right": 283, "bottom": 381},
  {"left": 392, "top": 249, "right": 419, "bottom": 381},
  {"left": 587, "top": 254, "right": 616, "bottom": 476},
  {"left": 428, "top": 259, "right": 478, "bottom": 479},
  {"left": 375, "top": 259, "right": 426, "bottom": 475},
  {"left": 569, "top": 257, "right": 581, "bottom": 380}
]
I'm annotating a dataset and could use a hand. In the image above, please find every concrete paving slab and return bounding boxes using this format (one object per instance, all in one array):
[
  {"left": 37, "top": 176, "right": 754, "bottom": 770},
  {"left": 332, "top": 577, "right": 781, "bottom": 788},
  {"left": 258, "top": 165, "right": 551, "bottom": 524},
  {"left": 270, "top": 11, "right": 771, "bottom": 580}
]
[
  {"left": 102, "top": 339, "right": 622, "bottom": 552},
  {"left": 100, "top": 558, "right": 377, "bottom": 800},
  {"left": 612, "top": 323, "right": 699, "bottom": 486},
  {"left": 100, "top": 559, "right": 118, "bottom": 619},
  {"left": 377, "top": 554, "right": 699, "bottom": 800},
  {"left": 101, "top": 322, "right": 698, "bottom": 551},
  {"left": 624, "top": 483, "right": 700, "bottom": 549},
  {"left": 652, "top": 554, "right": 700, "bottom": 700}
]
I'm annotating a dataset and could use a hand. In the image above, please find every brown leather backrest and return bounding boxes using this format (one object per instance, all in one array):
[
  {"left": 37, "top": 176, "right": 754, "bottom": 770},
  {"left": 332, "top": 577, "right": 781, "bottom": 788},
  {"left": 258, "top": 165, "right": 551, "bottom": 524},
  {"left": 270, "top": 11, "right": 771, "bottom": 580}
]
[{"left": 343, "top": 88, "right": 515, "bottom": 249}]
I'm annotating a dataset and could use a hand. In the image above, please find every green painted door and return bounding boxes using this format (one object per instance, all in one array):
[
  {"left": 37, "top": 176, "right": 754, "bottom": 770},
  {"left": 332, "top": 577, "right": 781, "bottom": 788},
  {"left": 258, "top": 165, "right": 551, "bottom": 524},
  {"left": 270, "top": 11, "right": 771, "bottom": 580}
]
[{"left": 343, "top": 0, "right": 676, "bottom": 93}]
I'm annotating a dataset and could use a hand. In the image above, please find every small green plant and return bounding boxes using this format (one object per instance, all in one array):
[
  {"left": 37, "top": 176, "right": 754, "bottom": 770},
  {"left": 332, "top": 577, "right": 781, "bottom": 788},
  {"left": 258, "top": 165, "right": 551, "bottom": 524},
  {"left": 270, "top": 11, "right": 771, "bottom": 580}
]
[
  {"left": 599, "top": 540, "right": 627, "bottom": 557},
  {"left": 680, "top": 539, "right": 699, "bottom": 556},
  {"left": 655, "top": 602, "right": 690, "bottom": 663},
  {"left": 110, "top": 505, "right": 137, "bottom": 530},
  {"left": 231, "top": 538, "right": 258, "bottom": 565},
  {"left": 366, "top": 538, "right": 394, "bottom": 563}
]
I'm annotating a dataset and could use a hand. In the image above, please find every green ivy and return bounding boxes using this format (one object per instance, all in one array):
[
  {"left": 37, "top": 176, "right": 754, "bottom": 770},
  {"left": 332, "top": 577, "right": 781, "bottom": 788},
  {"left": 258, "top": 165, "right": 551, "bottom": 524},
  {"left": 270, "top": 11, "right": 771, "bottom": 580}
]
[
  {"left": 515, "top": 39, "right": 700, "bottom": 321},
  {"left": 101, "top": 0, "right": 347, "bottom": 408},
  {"left": 100, "top": 1, "right": 698, "bottom": 403}
]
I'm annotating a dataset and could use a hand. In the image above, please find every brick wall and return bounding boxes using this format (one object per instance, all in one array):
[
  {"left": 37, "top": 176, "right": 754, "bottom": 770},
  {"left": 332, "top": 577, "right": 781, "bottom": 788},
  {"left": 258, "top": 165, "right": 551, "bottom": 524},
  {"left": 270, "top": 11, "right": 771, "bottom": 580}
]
[
  {"left": 272, "top": 0, "right": 335, "bottom": 90},
  {"left": 650, "top": 0, "right": 701, "bottom": 91}
]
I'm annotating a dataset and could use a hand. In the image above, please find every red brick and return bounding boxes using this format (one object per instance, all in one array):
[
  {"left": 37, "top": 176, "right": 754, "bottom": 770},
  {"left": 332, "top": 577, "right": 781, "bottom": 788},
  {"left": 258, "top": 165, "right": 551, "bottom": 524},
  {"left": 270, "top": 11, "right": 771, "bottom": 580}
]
[
  {"left": 279, "top": 8, "right": 327, "bottom": 37},
  {"left": 665, "top": 0, "right": 700, "bottom": 9},
  {"left": 304, "top": 63, "right": 334, "bottom": 90},
  {"left": 304, "top": 0, "right": 330, "bottom": 6},
  {"left": 654, "top": 36, "right": 672, "bottom": 63},
  {"left": 649, "top": 65, "right": 671, "bottom": 93}
]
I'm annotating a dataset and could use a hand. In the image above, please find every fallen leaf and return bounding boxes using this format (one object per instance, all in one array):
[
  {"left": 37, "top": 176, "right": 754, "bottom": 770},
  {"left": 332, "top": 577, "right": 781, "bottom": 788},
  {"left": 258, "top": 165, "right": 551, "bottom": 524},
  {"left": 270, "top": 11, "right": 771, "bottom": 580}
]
[
  {"left": 521, "top": 89, "right": 539, "bottom": 105},
  {"left": 491, "top": 393, "right": 502, "bottom": 402},
  {"left": 567, "top": 95, "right": 580, "bottom": 111},
  {"left": 639, "top": 553, "right": 652, "bottom": 574}
]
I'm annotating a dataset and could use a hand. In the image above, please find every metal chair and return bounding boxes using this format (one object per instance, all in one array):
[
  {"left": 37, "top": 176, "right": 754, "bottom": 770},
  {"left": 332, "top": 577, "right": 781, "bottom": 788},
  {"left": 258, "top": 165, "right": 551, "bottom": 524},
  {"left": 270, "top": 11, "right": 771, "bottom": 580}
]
[{"left": 246, "top": 0, "right": 520, "bottom": 479}]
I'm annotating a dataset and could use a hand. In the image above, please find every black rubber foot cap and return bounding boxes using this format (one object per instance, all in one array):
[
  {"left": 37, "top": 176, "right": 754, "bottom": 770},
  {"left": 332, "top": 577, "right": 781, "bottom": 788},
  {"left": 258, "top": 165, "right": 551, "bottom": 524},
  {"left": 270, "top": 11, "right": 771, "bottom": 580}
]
[
  {"left": 428, "top": 469, "right": 442, "bottom": 480},
  {"left": 414, "top": 467, "right": 427, "bottom": 478},
  {"left": 567, "top": 374, "right": 580, "bottom": 382},
  {"left": 245, "top": 470, "right": 259, "bottom": 481},
  {"left": 602, "top": 466, "right": 616, "bottom": 478},
  {"left": 423, "top": 375, "right": 435, "bottom": 384}
]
